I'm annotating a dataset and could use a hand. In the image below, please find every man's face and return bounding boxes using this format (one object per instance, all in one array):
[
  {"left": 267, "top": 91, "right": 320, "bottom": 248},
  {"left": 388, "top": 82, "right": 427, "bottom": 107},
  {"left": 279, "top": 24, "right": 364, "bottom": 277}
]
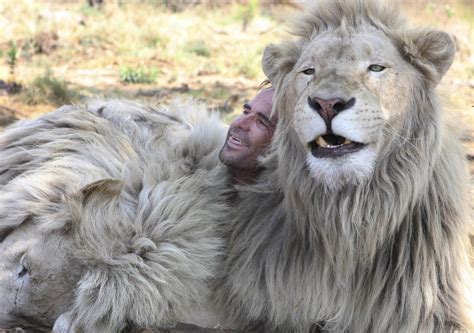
[{"left": 219, "top": 89, "right": 276, "bottom": 171}]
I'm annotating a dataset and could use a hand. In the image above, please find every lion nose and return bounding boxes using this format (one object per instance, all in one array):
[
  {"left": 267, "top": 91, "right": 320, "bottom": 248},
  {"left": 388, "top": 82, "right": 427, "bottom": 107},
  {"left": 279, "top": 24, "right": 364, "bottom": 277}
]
[{"left": 308, "top": 96, "right": 356, "bottom": 130}]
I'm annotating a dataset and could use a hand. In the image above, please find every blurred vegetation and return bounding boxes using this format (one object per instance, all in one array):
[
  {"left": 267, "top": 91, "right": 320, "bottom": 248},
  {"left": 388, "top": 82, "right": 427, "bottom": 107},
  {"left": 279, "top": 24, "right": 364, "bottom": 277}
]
[
  {"left": 120, "top": 66, "right": 159, "bottom": 84},
  {"left": 185, "top": 40, "right": 211, "bottom": 58},
  {"left": 20, "top": 69, "right": 76, "bottom": 106},
  {"left": 0, "top": 0, "right": 471, "bottom": 123},
  {"left": 6, "top": 43, "right": 19, "bottom": 79},
  {"left": 0, "top": 0, "right": 291, "bottom": 120},
  {"left": 235, "top": 0, "right": 260, "bottom": 31}
]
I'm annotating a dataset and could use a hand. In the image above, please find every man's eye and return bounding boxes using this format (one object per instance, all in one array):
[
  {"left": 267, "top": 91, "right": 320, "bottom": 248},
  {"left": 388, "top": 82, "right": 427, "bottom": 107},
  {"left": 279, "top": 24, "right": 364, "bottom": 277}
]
[
  {"left": 301, "top": 68, "right": 315, "bottom": 75},
  {"left": 259, "top": 119, "right": 269, "bottom": 127}
]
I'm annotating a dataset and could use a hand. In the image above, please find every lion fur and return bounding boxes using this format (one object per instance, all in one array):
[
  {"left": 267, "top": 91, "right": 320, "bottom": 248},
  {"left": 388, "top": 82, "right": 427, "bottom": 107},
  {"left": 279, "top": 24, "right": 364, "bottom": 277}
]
[{"left": 0, "top": 99, "right": 234, "bottom": 331}]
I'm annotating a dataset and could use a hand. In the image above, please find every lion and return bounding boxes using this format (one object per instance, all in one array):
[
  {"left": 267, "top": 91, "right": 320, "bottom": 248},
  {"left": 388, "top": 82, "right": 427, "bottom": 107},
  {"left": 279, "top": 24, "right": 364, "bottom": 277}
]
[
  {"left": 217, "top": 1, "right": 474, "bottom": 332},
  {"left": 0, "top": 100, "right": 234, "bottom": 332}
]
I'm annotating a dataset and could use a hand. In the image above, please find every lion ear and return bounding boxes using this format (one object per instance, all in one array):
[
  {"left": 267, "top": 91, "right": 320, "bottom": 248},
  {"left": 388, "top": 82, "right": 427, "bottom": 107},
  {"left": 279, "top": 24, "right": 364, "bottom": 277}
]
[
  {"left": 36, "top": 179, "right": 123, "bottom": 234},
  {"left": 404, "top": 29, "right": 455, "bottom": 85},
  {"left": 77, "top": 179, "right": 123, "bottom": 206},
  {"left": 262, "top": 42, "right": 300, "bottom": 84}
]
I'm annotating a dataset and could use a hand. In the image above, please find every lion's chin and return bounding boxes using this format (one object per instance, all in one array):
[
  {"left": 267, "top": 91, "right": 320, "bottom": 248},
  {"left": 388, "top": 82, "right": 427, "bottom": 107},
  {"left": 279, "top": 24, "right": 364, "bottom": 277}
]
[
  {"left": 308, "top": 134, "right": 366, "bottom": 158},
  {"left": 305, "top": 145, "right": 377, "bottom": 190}
]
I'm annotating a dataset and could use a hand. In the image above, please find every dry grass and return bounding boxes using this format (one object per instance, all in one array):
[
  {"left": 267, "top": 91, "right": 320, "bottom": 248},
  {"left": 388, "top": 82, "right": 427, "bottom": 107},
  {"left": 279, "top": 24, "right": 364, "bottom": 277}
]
[
  {"left": 0, "top": 1, "right": 470, "bottom": 120},
  {"left": 0, "top": 1, "right": 291, "bottom": 120},
  {"left": 0, "top": 1, "right": 470, "bottom": 115}
]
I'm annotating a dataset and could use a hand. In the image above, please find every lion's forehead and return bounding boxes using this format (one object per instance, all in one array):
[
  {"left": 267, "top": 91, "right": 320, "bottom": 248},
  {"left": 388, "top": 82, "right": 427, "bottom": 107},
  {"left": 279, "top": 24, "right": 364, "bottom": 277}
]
[
  {"left": 0, "top": 226, "right": 37, "bottom": 257},
  {"left": 297, "top": 28, "right": 401, "bottom": 71}
]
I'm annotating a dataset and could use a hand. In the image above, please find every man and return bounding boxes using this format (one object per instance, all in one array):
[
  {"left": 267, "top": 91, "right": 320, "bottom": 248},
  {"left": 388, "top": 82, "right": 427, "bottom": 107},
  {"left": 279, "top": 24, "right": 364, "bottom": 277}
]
[
  {"left": 219, "top": 88, "right": 276, "bottom": 184},
  {"left": 174, "top": 88, "right": 277, "bottom": 332}
]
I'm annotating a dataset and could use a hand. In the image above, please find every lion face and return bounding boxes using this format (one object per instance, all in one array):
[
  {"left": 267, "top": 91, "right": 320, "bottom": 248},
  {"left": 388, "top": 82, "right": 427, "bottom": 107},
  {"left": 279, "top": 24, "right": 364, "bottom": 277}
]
[
  {"left": 291, "top": 27, "right": 417, "bottom": 187},
  {"left": 264, "top": 22, "right": 455, "bottom": 189},
  {"left": 0, "top": 223, "right": 79, "bottom": 330}
]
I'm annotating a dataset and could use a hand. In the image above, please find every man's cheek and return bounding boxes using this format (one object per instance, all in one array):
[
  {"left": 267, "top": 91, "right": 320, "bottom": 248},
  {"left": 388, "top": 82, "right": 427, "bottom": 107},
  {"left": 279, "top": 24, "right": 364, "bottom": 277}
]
[{"left": 261, "top": 133, "right": 273, "bottom": 148}]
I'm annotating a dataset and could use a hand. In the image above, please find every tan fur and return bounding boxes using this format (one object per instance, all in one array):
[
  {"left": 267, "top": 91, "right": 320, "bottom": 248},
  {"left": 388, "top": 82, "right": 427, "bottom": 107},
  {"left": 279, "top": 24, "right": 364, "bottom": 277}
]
[
  {"left": 0, "top": 99, "right": 235, "bottom": 332},
  {"left": 218, "top": 1, "right": 474, "bottom": 332}
]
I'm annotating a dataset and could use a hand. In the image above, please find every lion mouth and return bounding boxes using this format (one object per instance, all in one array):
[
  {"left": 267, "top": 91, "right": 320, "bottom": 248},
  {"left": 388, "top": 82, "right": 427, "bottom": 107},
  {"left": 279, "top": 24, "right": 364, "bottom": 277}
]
[{"left": 309, "top": 134, "right": 365, "bottom": 158}]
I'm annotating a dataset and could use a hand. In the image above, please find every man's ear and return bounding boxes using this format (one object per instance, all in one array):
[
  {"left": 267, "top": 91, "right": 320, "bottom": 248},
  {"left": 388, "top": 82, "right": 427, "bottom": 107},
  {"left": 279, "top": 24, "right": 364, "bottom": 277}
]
[
  {"left": 262, "top": 41, "right": 300, "bottom": 84},
  {"left": 403, "top": 28, "right": 455, "bottom": 85}
]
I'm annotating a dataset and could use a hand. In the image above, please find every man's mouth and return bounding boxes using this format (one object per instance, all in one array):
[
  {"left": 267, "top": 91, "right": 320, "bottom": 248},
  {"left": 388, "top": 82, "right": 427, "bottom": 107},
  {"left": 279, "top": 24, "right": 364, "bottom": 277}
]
[
  {"left": 230, "top": 135, "right": 242, "bottom": 143},
  {"left": 308, "top": 133, "right": 365, "bottom": 158},
  {"left": 227, "top": 134, "right": 246, "bottom": 149}
]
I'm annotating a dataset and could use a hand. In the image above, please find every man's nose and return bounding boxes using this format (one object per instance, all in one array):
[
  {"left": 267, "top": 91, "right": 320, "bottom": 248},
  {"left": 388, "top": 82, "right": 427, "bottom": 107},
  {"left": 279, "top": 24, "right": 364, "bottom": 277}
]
[{"left": 234, "top": 114, "right": 253, "bottom": 131}]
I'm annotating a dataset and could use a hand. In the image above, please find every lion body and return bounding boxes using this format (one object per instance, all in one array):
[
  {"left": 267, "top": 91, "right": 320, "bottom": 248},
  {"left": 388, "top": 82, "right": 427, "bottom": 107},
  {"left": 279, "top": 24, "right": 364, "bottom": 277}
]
[
  {"left": 0, "top": 100, "right": 234, "bottom": 331},
  {"left": 218, "top": 1, "right": 473, "bottom": 332}
]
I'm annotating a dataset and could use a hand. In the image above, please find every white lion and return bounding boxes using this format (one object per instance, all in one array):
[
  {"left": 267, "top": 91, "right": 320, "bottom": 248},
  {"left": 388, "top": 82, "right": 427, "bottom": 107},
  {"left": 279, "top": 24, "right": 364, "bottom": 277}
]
[
  {"left": 217, "top": 1, "right": 474, "bottom": 332},
  {"left": 0, "top": 100, "right": 234, "bottom": 332}
]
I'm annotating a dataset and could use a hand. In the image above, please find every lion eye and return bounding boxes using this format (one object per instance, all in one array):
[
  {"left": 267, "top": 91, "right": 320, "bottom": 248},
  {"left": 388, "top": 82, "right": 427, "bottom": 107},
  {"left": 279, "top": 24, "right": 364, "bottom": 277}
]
[
  {"left": 18, "top": 265, "right": 28, "bottom": 278},
  {"left": 301, "top": 68, "right": 315, "bottom": 75},
  {"left": 368, "top": 64, "right": 386, "bottom": 72},
  {"left": 18, "top": 254, "right": 29, "bottom": 278}
]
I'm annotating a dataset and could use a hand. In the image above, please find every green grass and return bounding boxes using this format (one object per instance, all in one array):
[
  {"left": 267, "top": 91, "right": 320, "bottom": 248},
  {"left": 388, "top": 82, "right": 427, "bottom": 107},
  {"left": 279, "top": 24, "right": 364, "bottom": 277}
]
[
  {"left": 20, "top": 69, "right": 76, "bottom": 106},
  {"left": 238, "top": 52, "right": 260, "bottom": 79},
  {"left": 6, "top": 42, "right": 19, "bottom": 75},
  {"left": 233, "top": 0, "right": 260, "bottom": 30},
  {"left": 459, "top": 1, "right": 474, "bottom": 22},
  {"left": 209, "top": 84, "right": 230, "bottom": 100},
  {"left": 143, "top": 34, "right": 170, "bottom": 48},
  {"left": 184, "top": 40, "right": 211, "bottom": 57},
  {"left": 80, "top": 4, "right": 102, "bottom": 17},
  {"left": 120, "top": 66, "right": 159, "bottom": 84}
]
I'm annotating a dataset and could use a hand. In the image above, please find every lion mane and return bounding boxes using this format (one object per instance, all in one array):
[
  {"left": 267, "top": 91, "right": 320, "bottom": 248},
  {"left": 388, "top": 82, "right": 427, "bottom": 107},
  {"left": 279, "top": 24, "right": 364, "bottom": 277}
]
[{"left": 218, "top": 1, "right": 473, "bottom": 332}]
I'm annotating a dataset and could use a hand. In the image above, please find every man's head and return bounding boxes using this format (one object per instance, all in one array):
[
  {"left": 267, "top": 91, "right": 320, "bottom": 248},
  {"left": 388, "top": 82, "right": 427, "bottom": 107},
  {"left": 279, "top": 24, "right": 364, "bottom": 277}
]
[{"left": 219, "top": 88, "right": 277, "bottom": 183}]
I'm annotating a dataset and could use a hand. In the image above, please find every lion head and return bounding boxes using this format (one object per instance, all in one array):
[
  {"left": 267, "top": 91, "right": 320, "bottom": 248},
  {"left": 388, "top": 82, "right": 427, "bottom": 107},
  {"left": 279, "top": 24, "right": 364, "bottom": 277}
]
[
  {"left": 263, "top": 0, "right": 455, "bottom": 189},
  {"left": 0, "top": 168, "right": 85, "bottom": 331},
  {"left": 0, "top": 224, "right": 79, "bottom": 331}
]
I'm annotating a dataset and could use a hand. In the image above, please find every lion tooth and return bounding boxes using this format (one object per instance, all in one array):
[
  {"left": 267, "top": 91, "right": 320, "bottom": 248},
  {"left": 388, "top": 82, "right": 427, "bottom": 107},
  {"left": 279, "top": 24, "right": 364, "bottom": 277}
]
[
  {"left": 343, "top": 138, "right": 352, "bottom": 145},
  {"left": 317, "top": 136, "right": 328, "bottom": 148}
]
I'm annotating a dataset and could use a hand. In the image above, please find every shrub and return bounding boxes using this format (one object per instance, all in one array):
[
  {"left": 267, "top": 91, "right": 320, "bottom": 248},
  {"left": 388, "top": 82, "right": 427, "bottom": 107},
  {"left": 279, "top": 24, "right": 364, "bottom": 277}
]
[
  {"left": 6, "top": 43, "right": 19, "bottom": 76},
  {"left": 184, "top": 40, "right": 211, "bottom": 57},
  {"left": 120, "top": 66, "right": 159, "bottom": 84},
  {"left": 235, "top": 0, "right": 260, "bottom": 31},
  {"left": 20, "top": 69, "right": 76, "bottom": 105},
  {"left": 238, "top": 53, "right": 260, "bottom": 79}
]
